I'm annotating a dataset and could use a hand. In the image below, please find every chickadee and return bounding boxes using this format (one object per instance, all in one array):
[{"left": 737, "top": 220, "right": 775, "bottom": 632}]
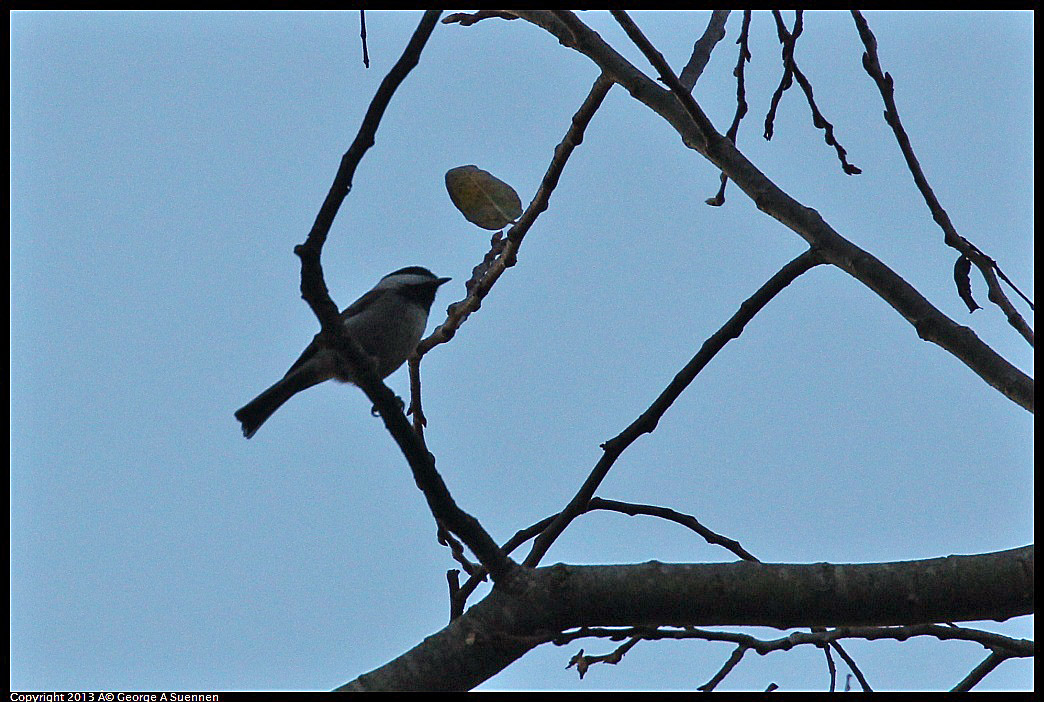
[{"left": 235, "top": 266, "right": 451, "bottom": 439}]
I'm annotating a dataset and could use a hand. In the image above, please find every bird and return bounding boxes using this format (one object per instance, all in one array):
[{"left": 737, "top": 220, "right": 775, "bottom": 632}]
[{"left": 235, "top": 266, "right": 451, "bottom": 438}]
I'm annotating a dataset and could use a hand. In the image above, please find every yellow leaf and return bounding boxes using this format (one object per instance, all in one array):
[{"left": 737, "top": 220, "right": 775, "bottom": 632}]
[{"left": 445, "top": 165, "right": 523, "bottom": 231}]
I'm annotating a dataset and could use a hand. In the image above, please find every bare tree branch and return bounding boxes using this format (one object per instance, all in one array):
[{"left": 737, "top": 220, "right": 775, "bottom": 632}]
[
  {"left": 678, "top": 9, "right": 731, "bottom": 91},
  {"left": 763, "top": 10, "right": 861, "bottom": 175},
  {"left": 513, "top": 10, "right": 1033, "bottom": 413},
  {"left": 557, "top": 621, "right": 1030, "bottom": 691},
  {"left": 338, "top": 547, "right": 1033, "bottom": 691},
  {"left": 699, "top": 645, "right": 747, "bottom": 691},
  {"left": 851, "top": 10, "right": 1033, "bottom": 347},
  {"left": 358, "top": 10, "right": 369, "bottom": 68},
  {"left": 707, "top": 9, "right": 752, "bottom": 207},
  {"left": 829, "top": 638, "right": 873, "bottom": 691},
  {"left": 554, "top": 621, "right": 1033, "bottom": 656},
  {"left": 291, "top": 10, "right": 515, "bottom": 584},
  {"left": 524, "top": 248, "right": 824, "bottom": 567},
  {"left": 305, "top": 12, "right": 1032, "bottom": 691},
  {"left": 450, "top": 494, "right": 760, "bottom": 617},
  {"left": 587, "top": 497, "right": 760, "bottom": 562},
  {"left": 417, "top": 72, "right": 614, "bottom": 355},
  {"left": 567, "top": 637, "right": 641, "bottom": 679},
  {"left": 951, "top": 649, "right": 1015, "bottom": 692},
  {"left": 407, "top": 70, "right": 612, "bottom": 442},
  {"left": 442, "top": 10, "right": 518, "bottom": 27}
]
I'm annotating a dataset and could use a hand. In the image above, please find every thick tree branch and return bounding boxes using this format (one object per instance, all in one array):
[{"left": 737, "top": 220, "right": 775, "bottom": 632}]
[
  {"left": 513, "top": 11, "right": 1033, "bottom": 414},
  {"left": 338, "top": 546, "right": 1033, "bottom": 691},
  {"left": 449, "top": 494, "right": 760, "bottom": 618}
]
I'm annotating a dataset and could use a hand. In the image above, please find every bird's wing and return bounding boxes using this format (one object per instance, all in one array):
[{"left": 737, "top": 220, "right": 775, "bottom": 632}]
[
  {"left": 340, "top": 287, "right": 383, "bottom": 320},
  {"left": 282, "top": 287, "right": 383, "bottom": 377}
]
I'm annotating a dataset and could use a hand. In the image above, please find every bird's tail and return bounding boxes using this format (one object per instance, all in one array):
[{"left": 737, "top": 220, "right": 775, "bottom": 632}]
[{"left": 235, "top": 368, "right": 325, "bottom": 439}]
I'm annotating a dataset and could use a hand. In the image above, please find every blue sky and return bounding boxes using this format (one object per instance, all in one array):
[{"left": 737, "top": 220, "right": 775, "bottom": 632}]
[{"left": 11, "top": 11, "right": 1032, "bottom": 692}]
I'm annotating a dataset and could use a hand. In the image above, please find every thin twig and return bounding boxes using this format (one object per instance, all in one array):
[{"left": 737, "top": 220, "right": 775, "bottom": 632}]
[
  {"left": 445, "top": 568, "right": 460, "bottom": 621},
  {"left": 442, "top": 10, "right": 518, "bottom": 27},
  {"left": 409, "top": 72, "right": 612, "bottom": 442},
  {"left": 359, "top": 10, "right": 369, "bottom": 68},
  {"left": 605, "top": 10, "right": 719, "bottom": 141},
  {"left": 451, "top": 493, "right": 762, "bottom": 615},
  {"left": 829, "top": 638, "right": 873, "bottom": 691},
  {"left": 567, "top": 637, "right": 641, "bottom": 679},
  {"left": 821, "top": 636, "right": 838, "bottom": 692},
  {"left": 678, "top": 10, "right": 730, "bottom": 91},
  {"left": 523, "top": 248, "right": 824, "bottom": 568},
  {"left": 417, "top": 73, "right": 613, "bottom": 356},
  {"left": 698, "top": 645, "right": 747, "bottom": 691},
  {"left": 951, "top": 649, "right": 1012, "bottom": 692},
  {"left": 763, "top": 10, "right": 799, "bottom": 142},
  {"left": 437, "top": 521, "right": 481, "bottom": 576},
  {"left": 553, "top": 623, "right": 1034, "bottom": 658},
  {"left": 766, "top": 10, "right": 861, "bottom": 174},
  {"left": 852, "top": 10, "right": 1032, "bottom": 346},
  {"left": 707, "top": 10, "right": 751, "bottom": 207},
  {"left": 589, "top": 497, "right": 759, "bottom": 562}
]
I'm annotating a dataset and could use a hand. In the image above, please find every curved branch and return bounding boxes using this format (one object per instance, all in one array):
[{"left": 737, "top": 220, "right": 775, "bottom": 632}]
[
  {"left": 292, "top": 10, "right": 515, "bottom": 584},
  {"left": 513, "top": 11, "right": 1033, "bottom": 414}
]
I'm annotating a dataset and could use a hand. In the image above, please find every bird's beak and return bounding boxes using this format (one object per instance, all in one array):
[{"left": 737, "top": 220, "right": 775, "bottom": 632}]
[{"left": 436, "top": 277, "right": 452, "bottom": 286}]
